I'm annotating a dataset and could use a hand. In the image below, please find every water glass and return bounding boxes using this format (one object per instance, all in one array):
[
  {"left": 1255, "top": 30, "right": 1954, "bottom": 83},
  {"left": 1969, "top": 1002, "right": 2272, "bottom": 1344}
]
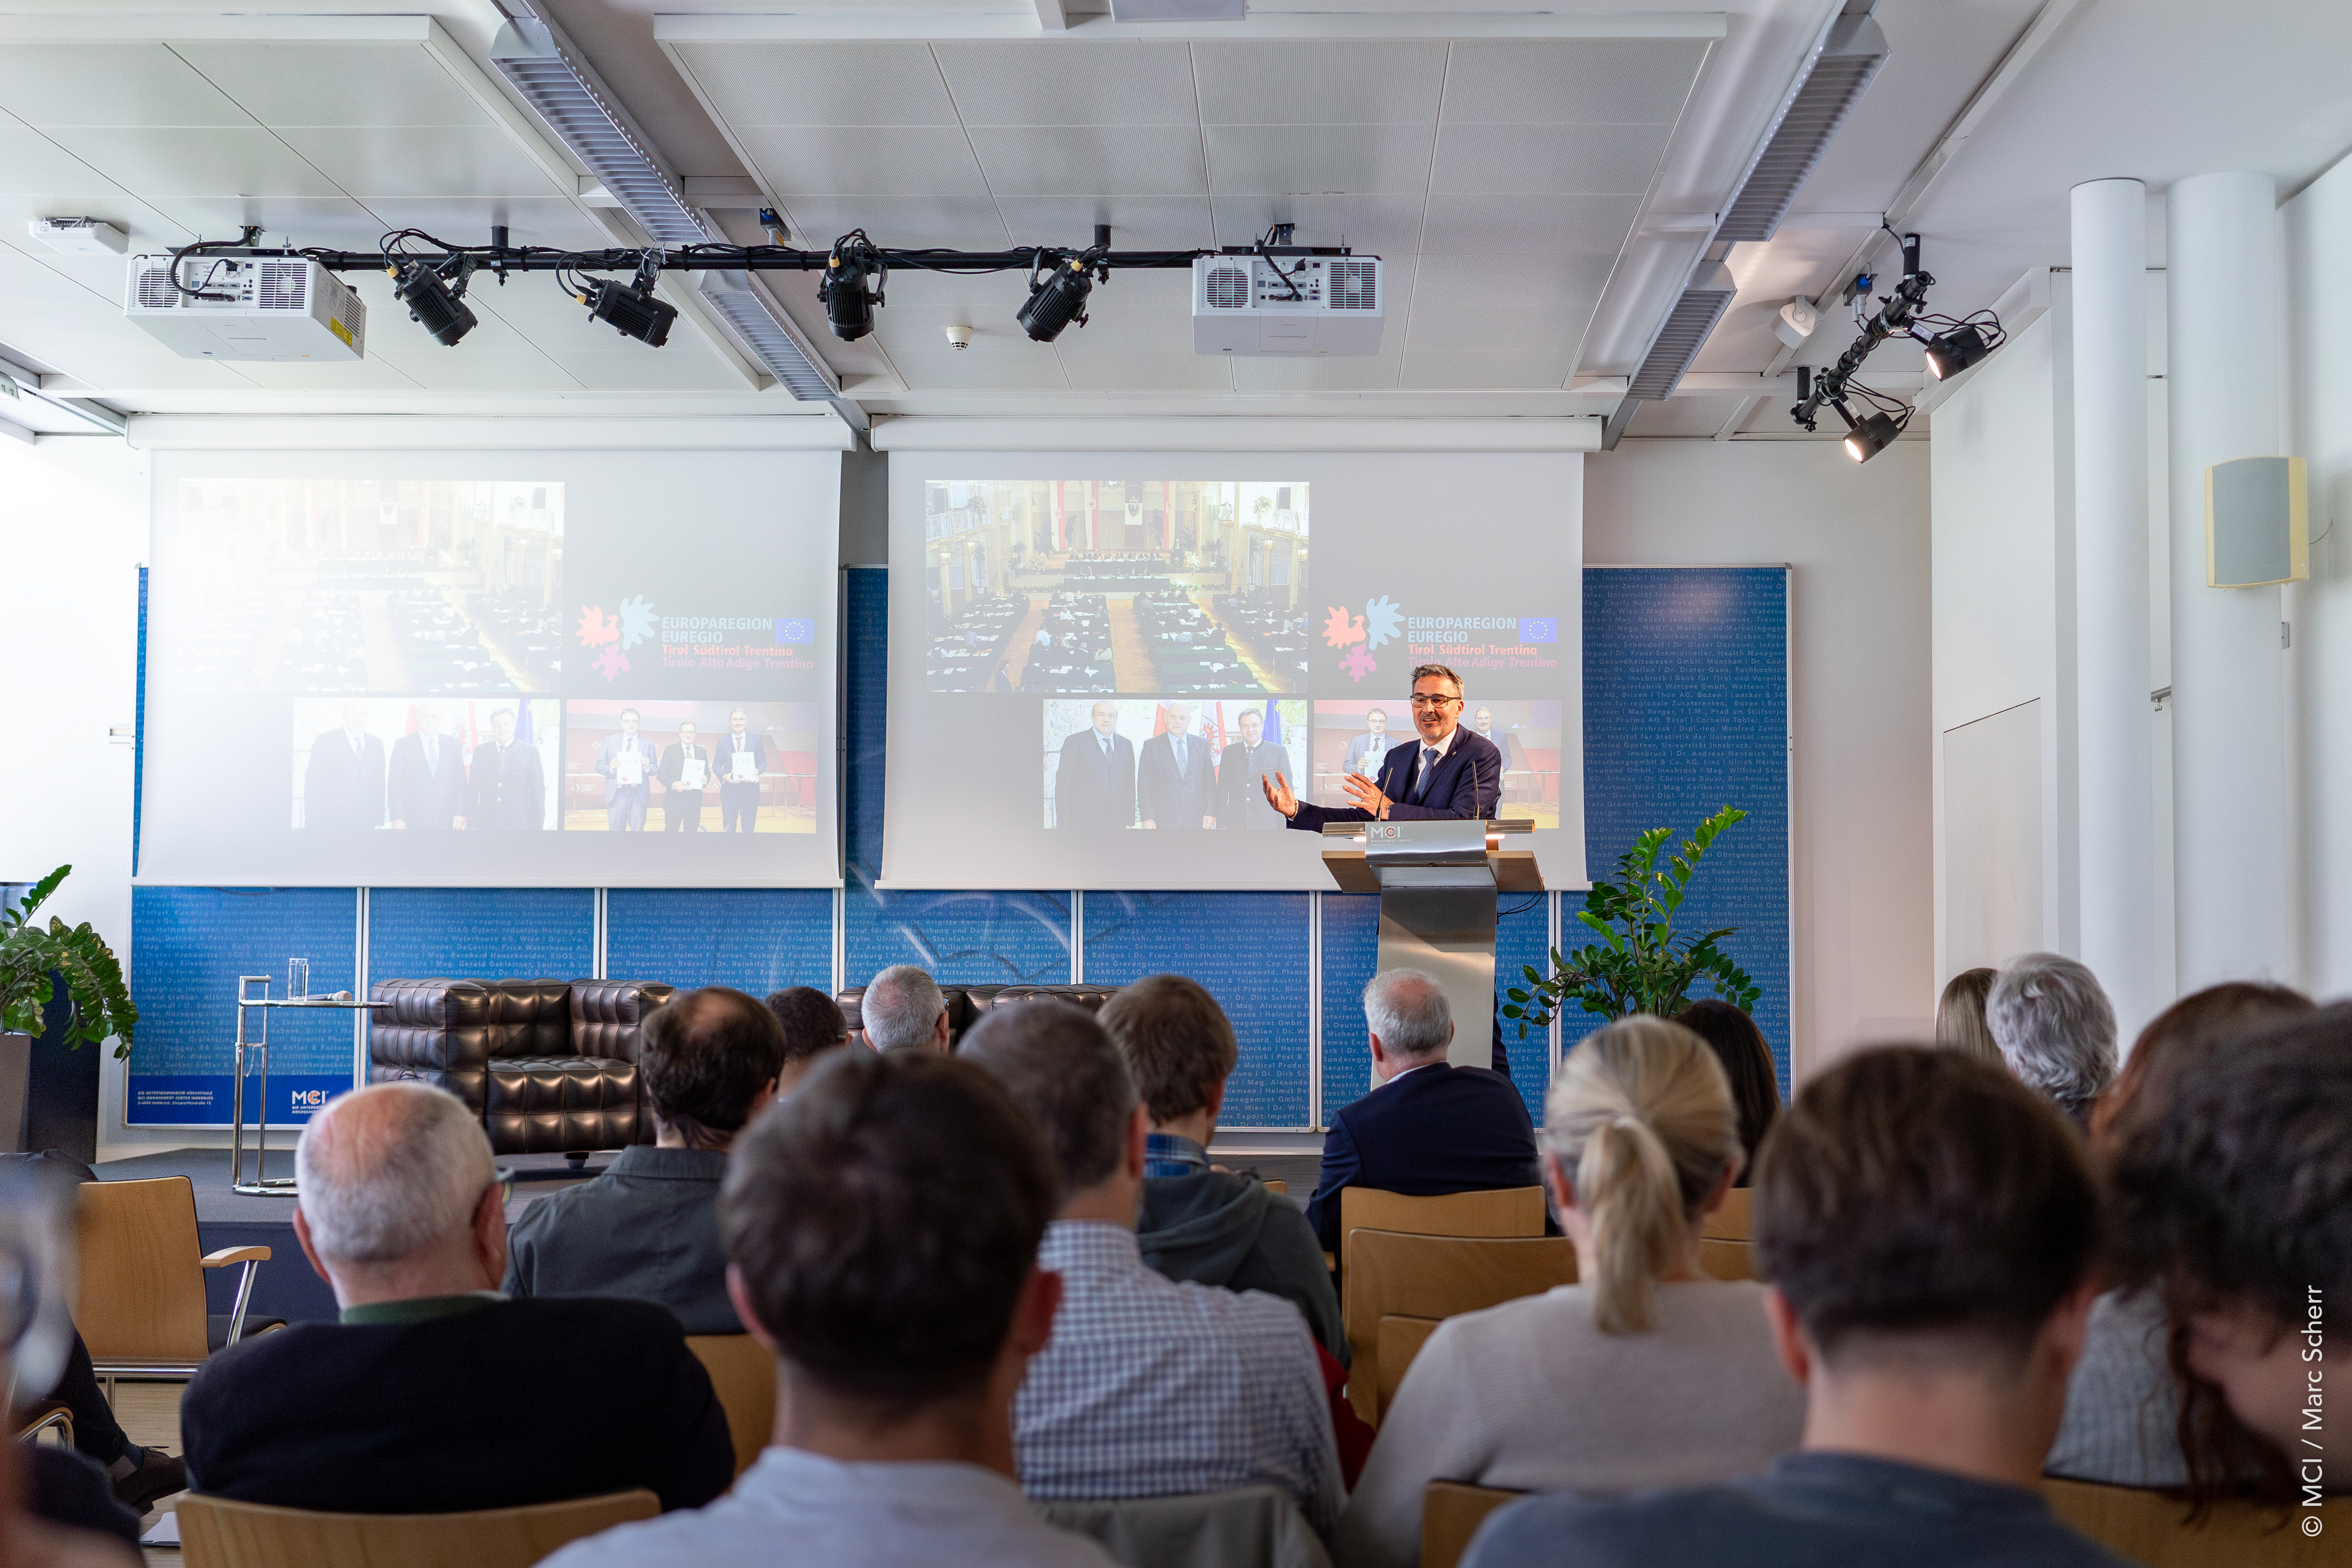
[{"left": 288, "top": 958, "right": 309, "bottom": 1000}]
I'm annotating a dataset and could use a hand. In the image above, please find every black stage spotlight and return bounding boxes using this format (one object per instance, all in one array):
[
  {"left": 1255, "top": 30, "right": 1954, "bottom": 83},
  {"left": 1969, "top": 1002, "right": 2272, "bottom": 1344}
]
[
  {"left": 1839, "top": 404, "right": 1904, "bottom": 463},
  {"left": 1917, "top": 322, "right": 1990, "bottom": 380},
  {"left": 1019, "top": 255, "right": 1095, "bottom": 342},
  {"left": 577, "top": 277, "right": 677, "bottom": 346},
  {"left": 390, "top": 256, "right": 477, "bottom": 346},
  {"left": 819, "top": 232, "right": 882, "bottom": 341}
]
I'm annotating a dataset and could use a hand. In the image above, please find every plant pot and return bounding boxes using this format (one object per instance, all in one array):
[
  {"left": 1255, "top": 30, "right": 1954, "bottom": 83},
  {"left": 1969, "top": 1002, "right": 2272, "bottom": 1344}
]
[
  {"left": 0, "top": 1033, "right": 30, "bottom": 1153},
  {"left": 22, "top": 976, "right": 98, "bottom": 1162}
]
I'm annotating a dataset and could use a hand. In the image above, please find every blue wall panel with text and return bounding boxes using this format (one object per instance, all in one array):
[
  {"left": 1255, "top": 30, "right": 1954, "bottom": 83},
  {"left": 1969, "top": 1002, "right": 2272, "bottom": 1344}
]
[
  {"left": 127, "top": 887, "right": 357, "bottom": 1126},
  {"left": 1084, "top": 891, "right": 1310, "bottom": 1129},
  {"left": 606, "top": 888, "right": 835, "bottom": 995},
  {"left": 1576, "top": 567, "right": 1791, "bottom": 1094},
  {"left": 366, "top": 887, "right": 595, "bottom": 982}
]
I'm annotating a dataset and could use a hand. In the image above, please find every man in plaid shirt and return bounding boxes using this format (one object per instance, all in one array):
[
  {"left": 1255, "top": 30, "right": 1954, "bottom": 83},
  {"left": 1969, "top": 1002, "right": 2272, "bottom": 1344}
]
[{"left": 961, "top": 1002, "right": 1344, "bottom": 1537}]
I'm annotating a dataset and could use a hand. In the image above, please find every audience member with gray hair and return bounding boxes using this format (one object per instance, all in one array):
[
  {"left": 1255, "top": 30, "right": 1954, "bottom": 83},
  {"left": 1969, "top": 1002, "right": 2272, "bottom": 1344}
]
[
  {"left": 1987, "top": 953, "right": 2117, "bottom": 1127},
  {"left": 1302, "top": 969, "right": 1541, "bottom": 1253},
  {"left": 959, "top": 1002, "right": 1344, "bottom": 1535},
  {"left": 863, "top": 964, "right": 950, "bottom": 1053},
  {"left": 182, "top": 1082, "right": 732, "bottom": 1516}
]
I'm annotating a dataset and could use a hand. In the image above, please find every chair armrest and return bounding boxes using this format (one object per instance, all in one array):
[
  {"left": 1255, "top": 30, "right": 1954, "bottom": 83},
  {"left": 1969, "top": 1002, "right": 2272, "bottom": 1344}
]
[{"left": 201, "top": 1246, "right": 272, "bottom": 1267}]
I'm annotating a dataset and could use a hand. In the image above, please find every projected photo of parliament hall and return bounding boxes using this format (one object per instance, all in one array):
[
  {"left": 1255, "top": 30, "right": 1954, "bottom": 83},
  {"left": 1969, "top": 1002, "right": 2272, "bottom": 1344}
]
[{"left": 923, "top": 479, "right": 1309, "bottom": 695}]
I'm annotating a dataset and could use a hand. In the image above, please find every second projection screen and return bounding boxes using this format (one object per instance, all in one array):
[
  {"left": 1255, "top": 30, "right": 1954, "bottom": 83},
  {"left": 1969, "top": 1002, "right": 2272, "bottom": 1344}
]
[{"left": 882, "top": 450, "right": 1585, "bottom": 890}]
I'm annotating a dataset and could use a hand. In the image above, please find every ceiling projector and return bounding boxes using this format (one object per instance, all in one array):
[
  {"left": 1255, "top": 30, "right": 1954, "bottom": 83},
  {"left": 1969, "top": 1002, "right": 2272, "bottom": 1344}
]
[
  {"left": 124, "top": 252, "right": 366, "bottom": 362},
  {"left": 1192, "top": 252, "right": 1383, "bottom": 356}
]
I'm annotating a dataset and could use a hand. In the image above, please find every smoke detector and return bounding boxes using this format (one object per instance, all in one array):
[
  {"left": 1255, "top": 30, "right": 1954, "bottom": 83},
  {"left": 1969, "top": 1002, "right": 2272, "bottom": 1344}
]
[{"left": 944, "top": 323, "right": 974, "bottom": 350}]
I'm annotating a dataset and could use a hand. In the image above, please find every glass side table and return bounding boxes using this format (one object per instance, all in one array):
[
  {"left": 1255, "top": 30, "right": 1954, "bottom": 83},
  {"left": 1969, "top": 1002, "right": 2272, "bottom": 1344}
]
[{"left": 231, "top": 975, "right": 392, "bottom": 1197}]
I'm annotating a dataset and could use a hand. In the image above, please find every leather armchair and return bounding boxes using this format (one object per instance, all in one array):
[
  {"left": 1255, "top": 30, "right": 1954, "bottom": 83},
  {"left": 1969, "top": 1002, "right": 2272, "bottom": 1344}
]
[
  {"left": 369, "top": 977, "right": 676, "bottom": 1156},
  {"left": 833, "top": 983, "right": 1121, "bottom": 1051}
]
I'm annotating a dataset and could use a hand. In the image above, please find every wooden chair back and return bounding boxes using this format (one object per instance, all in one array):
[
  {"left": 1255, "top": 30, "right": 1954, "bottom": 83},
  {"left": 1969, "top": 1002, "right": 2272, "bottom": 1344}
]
[
  {"left": 687, "top": 1334, "right": 776, "bottom": 1476},
  {"left": 1262, "top": 1179, "right": 1287, "bottom": 1195},
  {"left": 1342, "top": 1230, "right": 1575, "bottom": 1425},
  {"left": 1699, "top": 1185, "right": 1752, "bottom": 1241},
  {"left": 175, "top": 1488, "right": 659, "bottom": 1568},
  {"left": 1420, "top": 1482, "right": 1523, "bottom": 1568},
  {"left": 1336, "top": 1186, "right": 1545, "bottom": 1295},
  {"left": 74, "top": 1177, "right": 209, "bottom": 1363},
  {"left": 2039, "top": 1478, "right": 2323, "bottom": 1568},
  {"left": 1697, "top": 1238, "right": 1759, "bottom": 1281}
]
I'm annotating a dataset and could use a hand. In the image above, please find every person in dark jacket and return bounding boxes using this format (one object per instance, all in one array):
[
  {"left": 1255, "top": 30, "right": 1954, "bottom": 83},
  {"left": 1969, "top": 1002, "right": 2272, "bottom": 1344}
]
[
  {"left": 1099, "top": 975, "right": 1343, "bottom": 1363},
  {"left": 1304, "top": 970, "right": 1542, "bottom": 1255},
  {"left": 183, "top": 1081, "right": 732, "bottom": 1515},
  {"left": 505, "top": 987, "right": 785, "bottom": 1333}
]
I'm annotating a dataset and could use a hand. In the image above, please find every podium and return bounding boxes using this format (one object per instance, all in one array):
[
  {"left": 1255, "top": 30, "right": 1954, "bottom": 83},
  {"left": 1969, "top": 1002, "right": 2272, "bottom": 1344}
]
[{"left": 1320, "top": 820, "right": 1543, "bottom": 1069}]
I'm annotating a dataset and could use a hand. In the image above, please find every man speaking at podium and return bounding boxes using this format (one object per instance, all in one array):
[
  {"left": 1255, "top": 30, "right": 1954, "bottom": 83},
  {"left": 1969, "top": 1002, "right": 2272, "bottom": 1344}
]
[{"left": 1261, "top": 662, "right": 1509, "bottom": 1072}]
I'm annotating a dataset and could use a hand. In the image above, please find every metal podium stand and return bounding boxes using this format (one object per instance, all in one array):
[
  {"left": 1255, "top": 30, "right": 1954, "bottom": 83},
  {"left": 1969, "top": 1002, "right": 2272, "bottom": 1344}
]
[
  {"left": 1320, "top": 820, "right": 1542, "bottom": 1069},
  {"left": 230, "top": 975, "right": 392, "bottom": 1197}
]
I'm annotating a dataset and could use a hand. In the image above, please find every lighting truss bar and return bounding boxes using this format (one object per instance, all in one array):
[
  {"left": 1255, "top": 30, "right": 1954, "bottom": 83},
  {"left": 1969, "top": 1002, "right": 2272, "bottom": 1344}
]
[
  {"left": 300, "top": 245, "right": 1212, "bottom": 275},
  {"left": 1790, "top": 235, "right": 1933, "bottom": 430}
]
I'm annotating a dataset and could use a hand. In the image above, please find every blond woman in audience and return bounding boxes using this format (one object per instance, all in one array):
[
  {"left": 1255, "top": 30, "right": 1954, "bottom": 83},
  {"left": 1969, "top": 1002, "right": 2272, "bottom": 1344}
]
[
  {"left": 1933, "top": 966, "right": 2003, "bottom": 1067},
  {"left": 1330, "top": 1017, "right": 1803, "bottom": 1568}
]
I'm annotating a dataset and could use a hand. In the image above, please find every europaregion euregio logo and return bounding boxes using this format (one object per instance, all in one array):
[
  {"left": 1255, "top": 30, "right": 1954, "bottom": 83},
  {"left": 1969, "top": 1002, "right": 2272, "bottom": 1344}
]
[
  {"left": 1324, "top": 596, "right": 1559, "bottom": 681},
  {"left": 576, "top": 598, "right": 819, "bottom": 681}
]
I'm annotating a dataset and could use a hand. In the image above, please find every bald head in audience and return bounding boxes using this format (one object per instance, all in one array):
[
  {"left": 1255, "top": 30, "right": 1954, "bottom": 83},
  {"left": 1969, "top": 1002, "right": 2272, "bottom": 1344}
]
[{"left": 294, "top": 1081, "right": 503, "bottom": 1310}]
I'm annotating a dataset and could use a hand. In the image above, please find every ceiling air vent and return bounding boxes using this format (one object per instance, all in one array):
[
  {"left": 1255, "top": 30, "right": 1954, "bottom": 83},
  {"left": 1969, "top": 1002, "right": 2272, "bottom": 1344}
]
[
  {"left": 1717, "top": 14, "right": 1889, "bottom": 244},
  {"left": 1625, "top": 266, "right": 1737, "bottom": 400}
]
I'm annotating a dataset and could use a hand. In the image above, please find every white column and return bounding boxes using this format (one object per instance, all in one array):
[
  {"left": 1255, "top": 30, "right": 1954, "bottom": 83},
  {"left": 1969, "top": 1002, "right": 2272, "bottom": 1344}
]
[
  {"left": 2166, "top": 172, "right": 2293, "bottom": 989},
  {"left": 2071, "top": 179, "right": 2159, "bottom": 1032}
]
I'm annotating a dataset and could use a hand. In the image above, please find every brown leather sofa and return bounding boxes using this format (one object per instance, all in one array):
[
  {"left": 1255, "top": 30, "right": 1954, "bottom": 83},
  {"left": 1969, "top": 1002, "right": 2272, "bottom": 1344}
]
[
  {"left": 834, "top": 983, "right": 1120, "bottom": 1050},
  {"left": 369, "top": 978, "right": 675, "bottom": 1157}
]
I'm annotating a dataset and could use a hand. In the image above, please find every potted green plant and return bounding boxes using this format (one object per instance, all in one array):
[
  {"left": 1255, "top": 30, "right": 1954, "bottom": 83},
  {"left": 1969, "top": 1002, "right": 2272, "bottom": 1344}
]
[
  {"left": 3, "top": 865, "right": 137, "bottom": 1057},
  {"left": 1503, "top": 805, "right": 1761, "bottom": 1035}
]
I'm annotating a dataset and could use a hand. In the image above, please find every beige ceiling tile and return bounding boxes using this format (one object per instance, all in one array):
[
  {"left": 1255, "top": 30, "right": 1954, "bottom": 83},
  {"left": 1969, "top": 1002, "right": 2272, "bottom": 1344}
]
[
  {"left": 935, "top": 41, "right": 1199, "bottom": 128},
  {"left": 1192, "top": 41, "right": 1446, "bottom": 127},
  {"left": 671, "top": 41, "right": 957, "bottom": 128},
  {"left": 968, "top": 125, "right": 1208, "bottom": 198},
  {"left": 167, "top": 42, "right": 493, "bottom": 129},
  {"left": 1428, "top": 122, "right": 1673, "bottom": 196},
  {"left": 1203, "top": 123, "right": 1435, "bottom": 196},
  {"left": 1440, "top": 39, "right": 1711, "bottom": 125}
]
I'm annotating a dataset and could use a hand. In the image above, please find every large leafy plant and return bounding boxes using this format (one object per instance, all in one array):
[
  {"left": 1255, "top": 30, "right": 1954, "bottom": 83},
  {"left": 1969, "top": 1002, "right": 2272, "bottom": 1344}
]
[
  {"left": 1503, "top": 805, "right": 1761, "bottom": 1034},
  {"left": 1, "top": 866, "right": 137, "bottom": 1059}
]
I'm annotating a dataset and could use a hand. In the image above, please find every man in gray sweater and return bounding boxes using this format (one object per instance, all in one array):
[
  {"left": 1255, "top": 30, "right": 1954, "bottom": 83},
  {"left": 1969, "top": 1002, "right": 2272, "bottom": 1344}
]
[{"left": 1465, "top": 1048, "right": 2131, "bottom": 1568}]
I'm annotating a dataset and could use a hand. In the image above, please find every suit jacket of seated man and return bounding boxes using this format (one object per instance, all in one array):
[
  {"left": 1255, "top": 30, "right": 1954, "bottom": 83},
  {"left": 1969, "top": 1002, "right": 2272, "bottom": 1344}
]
[
  {"left": 466, "top": 737, "right": 546, "bottom": 830},
  {"left": 1302, "top": 1060, "right": 1542, "bottom": 1255},
  {"left": 502, "top": 1145, "right": 738, "bottom": 1334},
  {"left": 1137, "top": 727, "right": 1215, "bottom": 829},
  {"left": 386, "top": 728, "right": 465, "bottom": 829},
  {"left": 181, "top": 1295, "right": 734, "bottom": 1515},
  {"left": 1055, "top": 725, "right": 1136, "bottom": 830}
]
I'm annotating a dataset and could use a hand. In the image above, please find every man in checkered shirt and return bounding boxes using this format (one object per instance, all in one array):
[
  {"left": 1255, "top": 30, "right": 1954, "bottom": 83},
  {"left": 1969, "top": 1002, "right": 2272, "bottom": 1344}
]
[{"left": 961, "top": 1001, "right": 1345, "bottom": 1538}]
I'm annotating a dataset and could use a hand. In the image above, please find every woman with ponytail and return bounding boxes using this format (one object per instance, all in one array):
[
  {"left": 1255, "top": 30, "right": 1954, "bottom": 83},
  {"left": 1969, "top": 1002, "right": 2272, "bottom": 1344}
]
[{"left": 1331, "top": 1016, "right": 1803, "bottom": 1568}]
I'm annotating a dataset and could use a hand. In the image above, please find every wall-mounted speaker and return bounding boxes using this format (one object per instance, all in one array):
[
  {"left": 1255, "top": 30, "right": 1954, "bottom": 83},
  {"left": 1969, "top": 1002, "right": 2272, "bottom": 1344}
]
[{"left": 2205, "top": 454, "right": 2307, "bottom": 588}]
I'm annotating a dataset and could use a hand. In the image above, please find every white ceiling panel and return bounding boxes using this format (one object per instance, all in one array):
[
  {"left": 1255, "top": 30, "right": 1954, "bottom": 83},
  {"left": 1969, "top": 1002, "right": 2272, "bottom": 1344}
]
[
  {"left": 734, "top": 125, "right": 989, "bottom": 197},
  {"left": 1624, "top": 395, "right": 1754, "bottom": 437},
  {"left": 1428, "top": 121, "right": 1674, "bottom": 195},
  {"left": 968, "top": 124, "right": 1208, "bottom": 198},
  {"left": 222, "top": 356, "right": 425, "bottom": 391},
  {"left": 935, "top": 41, "right": 1200, "bottom": 128},
  {"left": 993, "top": 195, "right": 1214, "bottom": 251},
  {"left": 1040, "top": 267, "right": 1200, "bottom": 350},
  {"left": 1228, "top": 351, "right": 1402, "bottom": 392},
  {"left": 44, "top": 127, "right": 343, "bottom": 199},
  {"left": 671, "top": 41, "right": 959, "bottom": 128},
  {"left": 359, "top": 198, "right": 612, "bottom": 251},
  {"left": 282, "top": 127, "right": 569, "bottom": 202},
  {"left": 1191, "top": 41, "right": 1446, "bottom": 127},
  {"left": 1420, "top": 193, "right": 1644, "bottom": 255},
  {"left": 1057, "top": 349, "right": 1234, "bottom": 392},
  {"left": 1439, "top": 39, "right": 1712, "bottom": 125},
  {"left": 165, "top": 42, "right": 496, "bottom": 129},
  {"left": 1207, "top": 192, "right": 1425, "bottom": 255},
  {"left": 776, "top": 194, "right": 1011, "bottom": 250},
  {"left": 0, "top": 43, "right": 250, "bottom": 128},
  {"left": 874, "top": 320, "right": 1072, "bottom": 390},
  {"left": 868, "top": 266, "right": 1035, "bottom": 314},
  {"left": 1406, "top": 252, "right": 1614, "bottom": 341},
  {"left": 1203, "top": 123, "right": 1436, "bottom": 196},
  {"left": 549, "top": 345, "right": 742, "bottom": 391},
  {"left": 144, "top": 195, "right": 393, "bottom": 250},
  {"left": 0, "top": 119, "right": 128, "bottom": 198},
  {"left": 1397, "top": 347, "right": 1580, "bottom": 389}
]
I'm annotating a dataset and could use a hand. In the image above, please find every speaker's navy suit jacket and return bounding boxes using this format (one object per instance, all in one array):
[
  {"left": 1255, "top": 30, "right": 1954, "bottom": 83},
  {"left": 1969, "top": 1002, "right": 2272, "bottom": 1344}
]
[
  {"left": 1284, "top": 727, "right": 1505, "bottom": 832},
  {"left": 1303, "top": 1062, "right": 1543, "bottom": 1253}
]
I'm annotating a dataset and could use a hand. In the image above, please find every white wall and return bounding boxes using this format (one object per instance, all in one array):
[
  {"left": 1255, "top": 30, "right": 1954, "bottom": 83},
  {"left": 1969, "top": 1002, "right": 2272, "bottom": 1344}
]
[
  {"left": 1583, "top": 437, "right": 1935, "bottom": 1081},
  {"left": 0, "top": 435, "right": 155, "bottom": 1157},
  {"left": 2286, "top": 153, "right": 2352, "bottom": 997}
]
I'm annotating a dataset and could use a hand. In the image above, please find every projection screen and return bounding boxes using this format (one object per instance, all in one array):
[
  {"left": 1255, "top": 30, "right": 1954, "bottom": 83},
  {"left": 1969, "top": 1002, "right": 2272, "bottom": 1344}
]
[
  {"left": 882, "top": 450, "right": 1585, "bottom": 891},
  {"left": 139, "top": 449, "right": 840, "bottom": 888}
]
